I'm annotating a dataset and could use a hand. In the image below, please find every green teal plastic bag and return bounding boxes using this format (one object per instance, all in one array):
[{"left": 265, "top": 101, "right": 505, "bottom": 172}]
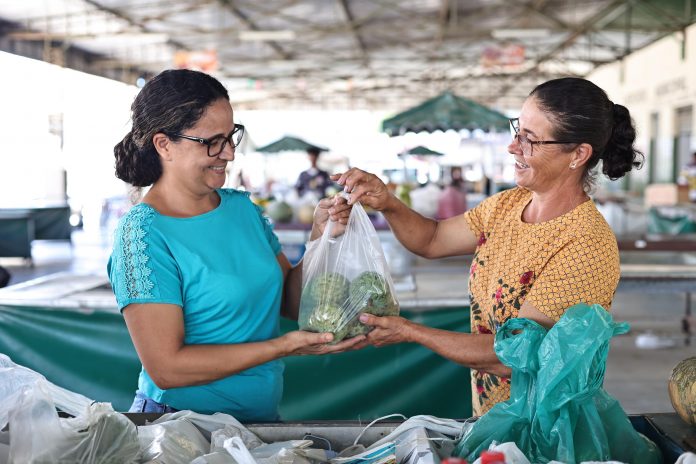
[{"left": 454, "top": 304, "right": 662, "bottom": 464}]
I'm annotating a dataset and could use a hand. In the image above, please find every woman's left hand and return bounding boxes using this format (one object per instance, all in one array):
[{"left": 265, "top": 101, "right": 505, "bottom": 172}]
[
  {"left": 310, "top": 194, "right": 351, "bottom": 240},
  {"left": 360, "top": 313, "right": 415, "bottom": 347}
]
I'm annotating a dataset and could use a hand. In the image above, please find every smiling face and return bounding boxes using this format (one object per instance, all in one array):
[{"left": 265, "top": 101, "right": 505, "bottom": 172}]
[
  {"left": 165, "top": 98, "right": 235, "bottom": 195},
  {"left": 508, "top": 97, "right": 580, "bottom": 194}
]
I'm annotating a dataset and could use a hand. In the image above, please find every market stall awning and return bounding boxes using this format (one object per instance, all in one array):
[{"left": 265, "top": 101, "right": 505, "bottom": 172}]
[
  {"left": 382, "top": 91, "right": 509, "bottom": 136},
  {"left": 403, "top": 145, "right": 444, "bottom": 156},
  {"left": 256, "top": 136, "right": 327, "bottom": 153}
]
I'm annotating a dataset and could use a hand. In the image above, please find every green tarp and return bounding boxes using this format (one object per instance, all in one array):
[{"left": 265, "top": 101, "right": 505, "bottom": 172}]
[
  {"left": 382, "top": 91, "right": 509, "bottom": 136},
  {"left": 256, "top": 136, "right": 328, "bottom": 154},
  {"left": 647, "top": 207, "right": 696, "bottom": 234},
  {"left": 0, "top": 305, "right": 471, "bottom": 419},
  {"left": 0, "top": 213, "right": 33, "bottom": 258},
  {"left": 404, "top": 145, "right": 444, "bottom": 157}
]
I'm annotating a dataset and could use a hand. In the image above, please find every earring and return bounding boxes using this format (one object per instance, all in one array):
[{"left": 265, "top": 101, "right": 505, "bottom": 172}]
[{"left": 570, "top": 163, "right": 577, "bottom": 169}]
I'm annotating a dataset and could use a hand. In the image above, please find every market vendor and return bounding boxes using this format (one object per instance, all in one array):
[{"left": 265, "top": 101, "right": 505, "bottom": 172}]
[
  {"left": 108, "top": 69, "right": 363, "bottom": 420},
  {"left": 333, "top": 77, "right": 643, "bottom": 416}
]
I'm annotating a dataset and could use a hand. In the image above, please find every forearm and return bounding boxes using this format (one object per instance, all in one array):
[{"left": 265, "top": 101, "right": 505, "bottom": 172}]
[
  {"left": 282, "top": 260, "right": 303, "bottom": 320},
  {"left": 381, "top": 195, "right": 440, "bottom": 258},
  {"left": 154, "top": 338, "right": 286, "bottom": 389},
  {"left": 409, "top": 325, "right": 511, "bottom": 377},
  {"left": 281, "top": 221, "right": 323, "bottom": 320}
]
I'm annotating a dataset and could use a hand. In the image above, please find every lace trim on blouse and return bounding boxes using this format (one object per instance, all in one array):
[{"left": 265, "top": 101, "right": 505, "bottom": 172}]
[{"left": 114, "top": 204, "right": 156, "bottom": 300}]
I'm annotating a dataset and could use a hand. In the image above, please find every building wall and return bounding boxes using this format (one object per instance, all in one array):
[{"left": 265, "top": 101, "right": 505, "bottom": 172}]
[{"left": 587, "top": 23, "right": 696, "bottom": 191}]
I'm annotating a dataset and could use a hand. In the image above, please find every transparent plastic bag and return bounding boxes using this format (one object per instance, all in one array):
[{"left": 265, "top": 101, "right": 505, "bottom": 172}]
[
  {"left": 298, "top": 201, "right": 399, "bottom": 342},
  {"left": 9, "top": 383, "right": 139, "bottom": 464}
]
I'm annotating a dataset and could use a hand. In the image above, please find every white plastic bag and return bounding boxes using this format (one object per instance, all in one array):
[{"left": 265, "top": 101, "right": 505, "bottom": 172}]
[
  {"left": 138, "top": 418, "right": 210, "bottom": 464},
  {"left": 9, "top": 384, "right": 139, "bottom": 464},
  {"left": 0, "top": 353, "right": 92, "bottom": 431},
  {"left": 299, "top": 202, "right": 399, "bottom": 342}
]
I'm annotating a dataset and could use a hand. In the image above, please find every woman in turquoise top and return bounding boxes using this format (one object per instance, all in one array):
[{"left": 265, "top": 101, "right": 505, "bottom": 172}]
[{"left": 108, "top": 69, "right": 363, "bottom": 421}]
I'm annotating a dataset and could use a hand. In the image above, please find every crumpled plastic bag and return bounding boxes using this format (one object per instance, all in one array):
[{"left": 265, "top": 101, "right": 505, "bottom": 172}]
[
  {"left": 454, "top": 304, "right": 662, "bottom": 464},
  {"left": 0, "top": 353, "right": 92, "bottom": 431},
  {"left": 298, "top": 201, "right": 399, "bottom": 342},
  {"left": 0, "top": 354, "right": 139, "bottom": 464},
  {"left": 138, "top": 418, "right": 210, "bottom": 463},
  {"left": 336, "top": 414, "right": 470, "bottom": 464},
  {"left": 144, "top": 410, "right": 331, "bottom": 464}
]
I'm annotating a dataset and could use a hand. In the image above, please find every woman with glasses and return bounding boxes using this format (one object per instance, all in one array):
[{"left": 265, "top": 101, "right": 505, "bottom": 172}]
[
  {"left": 109, "top": 69, "right": 363, "bottom": 420},
  {"left": 333, "top": 77, "right": 642, "bottom": 416}
]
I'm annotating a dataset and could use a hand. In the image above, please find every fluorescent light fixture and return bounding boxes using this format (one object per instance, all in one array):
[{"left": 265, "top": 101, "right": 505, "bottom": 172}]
[
  {"left": 239, "top": 30, "right": 296, "bottom": 41},
  {"left": 492, "top": 28, "right": 551, "bottom": 39}
]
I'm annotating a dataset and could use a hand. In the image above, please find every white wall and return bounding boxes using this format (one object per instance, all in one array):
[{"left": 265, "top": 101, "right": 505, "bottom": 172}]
[
  {"left": 0, "top": 51, "right": 138, "bottom": 216},
  {"left": 587, "top": 23, "right": 696, "bottom": 189}
]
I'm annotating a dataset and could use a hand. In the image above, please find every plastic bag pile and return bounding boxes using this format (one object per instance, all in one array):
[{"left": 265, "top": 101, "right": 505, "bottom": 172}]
[
  {"left": 454, "top": 304, "right": 662, "bottom": 464},
  {"left": 0, "top": 353, "right": 468, "bottom": 463},
  {"left": 299, "top": 201, "right": 399, "bottom": 342}
]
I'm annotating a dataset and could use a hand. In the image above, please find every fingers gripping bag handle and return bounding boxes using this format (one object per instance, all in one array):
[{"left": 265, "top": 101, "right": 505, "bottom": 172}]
[{"left": 298, "top": 201, "right": 399, "bottom": 342}]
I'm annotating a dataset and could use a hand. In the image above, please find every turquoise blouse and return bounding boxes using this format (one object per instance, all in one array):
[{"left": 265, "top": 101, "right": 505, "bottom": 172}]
[{"left": 108, "top": 189, "right": 284, "bottom": 421}]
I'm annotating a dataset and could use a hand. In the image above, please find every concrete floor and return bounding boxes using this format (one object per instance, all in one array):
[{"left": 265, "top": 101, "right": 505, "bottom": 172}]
[{"left": 1, "top": 229, "right": 693, "bottom": 415}]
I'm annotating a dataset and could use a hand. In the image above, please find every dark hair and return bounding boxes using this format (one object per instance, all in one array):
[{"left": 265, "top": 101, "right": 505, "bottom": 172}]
[
  {"left": 306, "top": 146, "right": 321, "bottom": 156},
  {"left": 530, "top": 77, "right": 643, "bottom": 191},
  {"left": 114, "top": 69, "right": 229, "bottom": 187}
]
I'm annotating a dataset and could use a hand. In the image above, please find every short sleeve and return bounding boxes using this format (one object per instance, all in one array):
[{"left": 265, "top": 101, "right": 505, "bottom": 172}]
[
  {"left": 525, "top": 233, "right": 620, "bottom": 321},
  {"left": 108, "top": 205, "right": 184, "bottom": 311},
  {"left": 463, "top": 190, "right": 503, "bottom": 237},
  {"left": 252, "top": 201, "right": 282, "bottom": 256}
]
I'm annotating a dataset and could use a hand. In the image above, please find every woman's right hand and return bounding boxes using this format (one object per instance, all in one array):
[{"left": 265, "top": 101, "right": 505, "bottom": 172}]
[
  {"left": 331, "top": 168, "right": 394, "bottom": 212},
  {"left": 278, "top": 330, "right": 367, "bottom": 356}
]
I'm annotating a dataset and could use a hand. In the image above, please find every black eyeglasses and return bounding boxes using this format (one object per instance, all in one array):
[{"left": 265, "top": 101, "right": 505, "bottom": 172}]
[
  {"left": 167, "top": 124, "right": 245, "bottom": 157},
  {"left": 509, "top": 118, "right": 577, "bottom": 157}
]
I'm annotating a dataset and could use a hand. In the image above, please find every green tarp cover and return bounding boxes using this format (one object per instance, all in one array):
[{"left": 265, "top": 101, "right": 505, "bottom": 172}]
[
  {"left": 647, "top": 207, "right": 696, "bottom": 234},
  {"left": 404, "top": 145, "right": 444, "bottom": 156},
  {"left": 382, "top": 91, "right": 509, "bottom": 136},
  {"left": 256, "top": 136, "right": 328, "bottom": 153},
  {"left": 0, "top": 305, "right": 471, "bottom": 419},
  {"left": 0, "top": 214, "right": 33, "bottom": 258}
]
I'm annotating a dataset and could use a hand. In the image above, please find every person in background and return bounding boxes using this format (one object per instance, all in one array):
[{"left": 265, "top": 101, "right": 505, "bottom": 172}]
[
  {"left": 437, "top": 166, "right": 468, "bottom": 219},
  {"left": 678, "top": 151, "right": 696, "bottom": 202},
  {"left": 295, "top": 146, "right": 331, "bottom": 199},
  {"left": 109, "top": 69, "right": 363, "bottom": 421},
  {"left": 333, "top": 77, "right": 642, "bottom": 415}
]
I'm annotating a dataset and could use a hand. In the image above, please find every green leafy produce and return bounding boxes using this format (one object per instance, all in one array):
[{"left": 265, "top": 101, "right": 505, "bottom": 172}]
[
  {"left": 300, "top": 271, "right": 399, "bottom": 342},
  {"left": 349, "top": 271, "right": 398, "bottom": 316},
  {"left": 302, "top": 272, "right": 350, "bottom": 308}
]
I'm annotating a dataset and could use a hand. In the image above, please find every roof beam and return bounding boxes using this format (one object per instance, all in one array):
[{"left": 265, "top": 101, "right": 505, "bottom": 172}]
[
  {"left": 337, "top": 0, "right": 369, "bottom": 66},
  {"left": 83, "top": 0, "right": 189, "bottom": 51},
  {"left": 217, "top": 0, "right": 291, "bottom": 60}
]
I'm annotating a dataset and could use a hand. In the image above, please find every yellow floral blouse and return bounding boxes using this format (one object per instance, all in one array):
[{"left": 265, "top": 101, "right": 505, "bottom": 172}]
[{"left": 462, "top": 187, "right": 620, "bottom": 416}]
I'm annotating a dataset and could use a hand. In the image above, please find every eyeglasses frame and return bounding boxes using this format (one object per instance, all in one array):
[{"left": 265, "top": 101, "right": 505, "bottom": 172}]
[
  {"left": 167, "top": 123, "right": 245, "bottom": 157},
  {"left": 509, "top": 118, "right": 578, "bottom": 157}
]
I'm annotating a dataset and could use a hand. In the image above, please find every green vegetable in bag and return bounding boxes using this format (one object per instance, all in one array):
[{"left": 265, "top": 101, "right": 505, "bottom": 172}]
[
  {"left": 301, "top": 272, "right": 350, "bottom": 308},
  {"left": 349, "top": 271, "right": 398, "bottom": 316},
  {"left": 453, "top": 304, "right": 662, "bottom": 464},
  {"left": 300, "top": 272, "right": 351, "bottom": 338}
]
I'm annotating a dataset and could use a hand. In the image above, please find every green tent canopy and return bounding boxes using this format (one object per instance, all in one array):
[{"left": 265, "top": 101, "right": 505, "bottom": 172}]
[
  {"left": 256, "top": 135, "right": 328, "bottom": 153},
  {"left": 404, "top": 145, "right": 444, "bottom": 156},
  {"left": 382, "top": 91, "right": 509, "bottom": 136}
]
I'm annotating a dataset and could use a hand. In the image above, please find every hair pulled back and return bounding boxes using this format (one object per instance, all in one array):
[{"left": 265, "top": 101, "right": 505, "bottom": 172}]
[
  {"left": 114, "top": 69, "right": 229, "bottom": 187},
  {"left": 530, "top": 77, "right": 643, "bottom": 191}
]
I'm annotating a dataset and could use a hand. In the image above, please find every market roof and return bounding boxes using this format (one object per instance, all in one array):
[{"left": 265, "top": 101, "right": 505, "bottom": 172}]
[{"left": 0, "top": 0, "right": 694, "bottom": 110}]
